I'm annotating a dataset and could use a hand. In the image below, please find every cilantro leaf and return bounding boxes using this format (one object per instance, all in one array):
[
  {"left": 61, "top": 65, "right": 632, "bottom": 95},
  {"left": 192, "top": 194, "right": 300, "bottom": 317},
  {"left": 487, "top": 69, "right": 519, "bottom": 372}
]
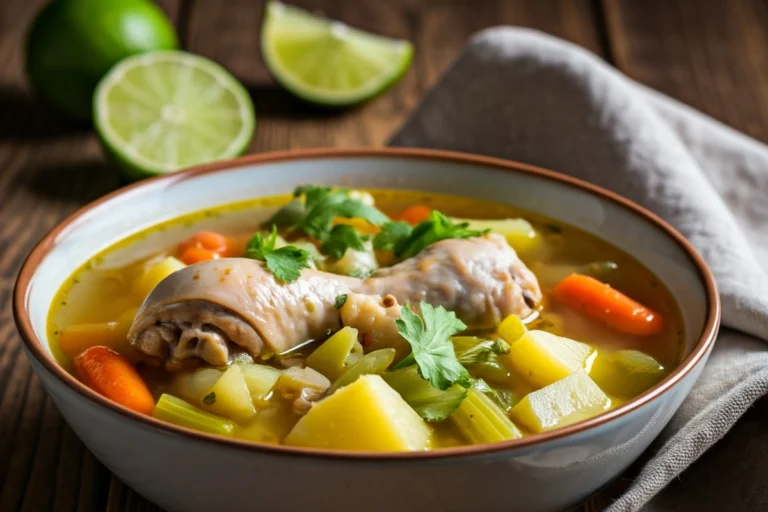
[
  {"left": 374, "top": 211, "right": 489, "bottom": 261},
  {"left": 292, "top": 186, "right": 389, "bottom": 241},
  {"left": 266, "top": 199, "right": 305, "bottom": 228},
  {"left": 394, "top": 301, "right": 471, "bottom": 391},
  {"left": 334, "top": 294, "right": 348, "bottom": 309},
  {"left": 321, "top": 224, "right": 369, "bottom": 259},
  {"left": 243, "top": 225, "right": 311, "bottom": 283},
  {"left": 373, "top": 221, "right": 413, "bottom": 251},
  {"left": 203, "top": 392, "right": 216, "bottom": 405}
]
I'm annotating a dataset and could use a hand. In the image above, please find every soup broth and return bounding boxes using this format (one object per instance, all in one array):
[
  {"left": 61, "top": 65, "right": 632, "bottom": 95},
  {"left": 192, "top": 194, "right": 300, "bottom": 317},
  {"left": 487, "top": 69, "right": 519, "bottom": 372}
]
[{"left": 48, "top": 188, "right": 683, "bottom": 451}]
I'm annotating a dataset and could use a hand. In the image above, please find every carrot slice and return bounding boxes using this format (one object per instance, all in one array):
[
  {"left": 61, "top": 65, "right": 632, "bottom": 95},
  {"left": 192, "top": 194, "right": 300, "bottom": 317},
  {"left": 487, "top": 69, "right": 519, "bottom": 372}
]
[
  {"left": 552, "top": 274, "right": 664, "bottom": 337},
  {"left": 396, "top": 205, "right": 432, "bottom": 226},
  {"left": 180, "top": 246, "right": 221, "bottom": 265},
  {"left": 73, "top": 346, "right": 155, "bottom": 415},
  {"left": 178, "top": 232, "right": 230, "bottom": 257}
]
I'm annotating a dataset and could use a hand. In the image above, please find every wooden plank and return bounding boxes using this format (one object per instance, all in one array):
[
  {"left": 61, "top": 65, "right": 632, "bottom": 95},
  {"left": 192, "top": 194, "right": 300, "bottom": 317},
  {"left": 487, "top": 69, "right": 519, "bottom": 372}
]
[
  {"left": 0, "top": 0, "right": 182, "bottom": 510},
  {"left": 602, "top": 0, "right": 768, "bottom": 142},
  {"left": 0, "top": 0, "right": 603, "bottom": 511},
  {"left": 185, "top": 0, "right": 602, "bottom": 151}
]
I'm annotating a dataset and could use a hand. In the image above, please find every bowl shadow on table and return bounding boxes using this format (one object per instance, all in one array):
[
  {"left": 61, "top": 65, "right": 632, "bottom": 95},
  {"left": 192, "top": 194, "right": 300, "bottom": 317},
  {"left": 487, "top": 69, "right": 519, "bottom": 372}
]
[
  {"left": 245, "top": 84, "right": 357, "bottom": 120},
  {"left": 0, "top": 86, "right": 92, "bottom": 141}
]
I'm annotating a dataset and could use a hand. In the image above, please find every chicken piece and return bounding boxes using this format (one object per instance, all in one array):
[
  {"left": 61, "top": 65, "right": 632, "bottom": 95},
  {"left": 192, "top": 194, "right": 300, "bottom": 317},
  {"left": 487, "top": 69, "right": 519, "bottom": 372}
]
[
  {"left": 340, "top": 294, "right": 408, "bottom": 357},
  {"left": 128, "top": 234, "right": 541, "bottom": 367},
  {"left": 365, "top": 234, "right": 541, "bottom": 330},
  {"left": 128, "top": 261, "right": 357, "bottom": 366}
]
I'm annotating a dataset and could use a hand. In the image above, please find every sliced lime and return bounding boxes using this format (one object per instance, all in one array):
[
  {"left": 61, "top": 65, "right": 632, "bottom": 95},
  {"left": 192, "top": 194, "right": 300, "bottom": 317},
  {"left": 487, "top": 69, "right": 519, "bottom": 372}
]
[
  {"left": 94, "top": 51, "right": 255, "bottom": 179},
  {"left": 261, "top": 1, "right": 413, "bottom": 106}
]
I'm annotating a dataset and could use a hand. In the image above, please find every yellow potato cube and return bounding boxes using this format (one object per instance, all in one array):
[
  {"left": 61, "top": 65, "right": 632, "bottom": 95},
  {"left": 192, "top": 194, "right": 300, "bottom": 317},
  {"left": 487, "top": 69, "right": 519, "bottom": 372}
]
[
  {"left": 132, "top": 256, "right": 186, "bottom": 300},
  {"left": 510, "top": 370, "right": 611, "bottom": 433},
  {"left": 497, "top": 314, "right": 527, "bottom": 345},
  {"left": 285, "top": 374, "right": 431, "bottom": 452},
  {"left": 501, "top": 330, "right": 595, "bottom": 389},
  {"left": 589, "top": 350, "right": 667, "bottom": 398},
  {"left": 206, "top": 365, "right": 256, "bottom": 423}
]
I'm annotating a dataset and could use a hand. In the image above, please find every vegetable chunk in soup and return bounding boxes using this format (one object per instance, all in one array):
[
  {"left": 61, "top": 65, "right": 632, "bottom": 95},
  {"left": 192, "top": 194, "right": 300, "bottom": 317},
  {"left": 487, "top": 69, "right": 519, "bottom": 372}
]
[{"left": 48, "top": 187, "right": 683, "bottom": 452}]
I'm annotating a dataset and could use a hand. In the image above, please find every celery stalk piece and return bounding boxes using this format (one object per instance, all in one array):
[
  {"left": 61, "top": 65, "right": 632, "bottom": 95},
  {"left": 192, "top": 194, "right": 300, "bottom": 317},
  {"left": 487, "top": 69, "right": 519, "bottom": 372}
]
[
  {"left": 153, "top": 394, "right": 234, "bottom": 436},
  {"left": 451, "top": 336, "right": 487, "bottom": 354},
  {"left": 238, "top": 364, "right": 281, "bottom": 402},
  {"left": 383, "top": 366, "right": 467, "bottom": 421},
  {"left": 450, "top": 388, "right": 523, "bottom": 444},
  {"left": 306, "top": 326, "right": 359, "bottom": 380},
  {"left": 328, "top": 348, "right": 396, "bottom": 394}
]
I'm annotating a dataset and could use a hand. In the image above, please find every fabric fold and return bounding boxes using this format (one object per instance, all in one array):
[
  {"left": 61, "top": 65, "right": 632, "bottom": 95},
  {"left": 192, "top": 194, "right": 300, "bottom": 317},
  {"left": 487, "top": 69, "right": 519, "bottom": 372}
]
[{"left": 390, "top": 28, "right": 768, "bottom": 511}]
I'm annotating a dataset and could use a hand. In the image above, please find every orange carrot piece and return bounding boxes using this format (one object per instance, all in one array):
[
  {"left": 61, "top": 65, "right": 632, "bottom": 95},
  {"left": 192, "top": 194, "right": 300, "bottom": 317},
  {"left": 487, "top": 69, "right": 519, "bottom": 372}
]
[
  {"left": 552, "top": 274, "right": 664, "bottom": 337},
  {"left": 178, "top": 231, "right": 230, "bottom": 257},
  {"left": 73, "top": 346, "right": 155, "bottom": 415},
  {"left": 180, "top": 246, "right": 222, "bottom": 265},
  {"left": 397, "top": 205, "right": 432, "bottom": 226}
]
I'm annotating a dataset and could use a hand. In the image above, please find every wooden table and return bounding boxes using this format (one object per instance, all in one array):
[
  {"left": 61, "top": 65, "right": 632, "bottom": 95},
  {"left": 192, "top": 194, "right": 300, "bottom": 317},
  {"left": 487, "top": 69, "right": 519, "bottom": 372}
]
[{"left": 2, "top": 1, "right": 768, "bottom": 510}]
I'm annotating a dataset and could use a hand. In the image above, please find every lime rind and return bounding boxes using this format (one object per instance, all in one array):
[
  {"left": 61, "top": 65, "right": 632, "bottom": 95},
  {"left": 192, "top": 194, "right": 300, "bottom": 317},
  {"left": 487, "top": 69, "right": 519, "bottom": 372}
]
[
  {"left": 94, "top": 51, "right": 255, "bottom": 178},
  {"left": 261, "top": 1, "right": 413, "bottom": 106}
]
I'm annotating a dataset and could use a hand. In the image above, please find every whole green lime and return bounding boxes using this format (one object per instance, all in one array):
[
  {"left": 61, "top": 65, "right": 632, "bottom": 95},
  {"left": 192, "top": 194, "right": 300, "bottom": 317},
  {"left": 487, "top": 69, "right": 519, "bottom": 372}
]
[{"left": 26, "top": 0, "right": 179, "bottom": 119}]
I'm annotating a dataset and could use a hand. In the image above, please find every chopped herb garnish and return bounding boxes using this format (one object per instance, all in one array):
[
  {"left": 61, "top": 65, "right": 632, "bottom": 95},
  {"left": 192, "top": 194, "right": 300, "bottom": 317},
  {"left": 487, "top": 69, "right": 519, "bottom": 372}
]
[
  {"left": 291, "top": 185, "right": 388, "bottom": 241},
  {"left": 374, "top": 211, "right": 489, "bottom": 260},
  {"left": 394, "top": 301, "right": 471, "bottom": 391},
  {"left": 203, "top": 392, "right": 216, "bottom": 405},
  {"left": 349, "top": 268, "right": 373, "bottom": 279},
  {"left": 334, "top": 294, "right": 348, "bottom": 309},
  {"left": 266, "top": 199, "right": 305, "bottom": 228},
  {"left": 321, "top": 224, "right": 369, "bottom": 259},
  {"left": 373, "top": 221, "right": 412, "bottom": 252},
  {"left": 244, "top": 225, "right": 311, "bottom": 283}
]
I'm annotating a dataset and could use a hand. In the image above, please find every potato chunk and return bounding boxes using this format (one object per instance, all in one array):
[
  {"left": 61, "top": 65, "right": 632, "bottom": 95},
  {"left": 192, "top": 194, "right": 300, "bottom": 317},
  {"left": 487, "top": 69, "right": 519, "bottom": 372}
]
[
  {"left": 285, "top": 375, "right": 431, "bottom": 452},
  {"left": 501, "top": 330, "right": 595, "bottom": 389},
  {"left": 206, "top": 365, "right": 256, "bottom": 423},
  {"left": 133, "top": 256, "right": 186, "bottom": 300},
  {"left": 510, "top": 370, "right": 610, "bottom": 433},
  {"left": 589, "top": 350, "right": 667, "bottom": 398}
]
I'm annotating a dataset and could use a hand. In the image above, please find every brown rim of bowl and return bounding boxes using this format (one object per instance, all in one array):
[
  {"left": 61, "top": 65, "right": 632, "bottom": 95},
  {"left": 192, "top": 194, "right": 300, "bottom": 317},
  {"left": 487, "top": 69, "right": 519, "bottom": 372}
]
[{"left": 14, "top": 147, "right": 720, "bottom": 461}]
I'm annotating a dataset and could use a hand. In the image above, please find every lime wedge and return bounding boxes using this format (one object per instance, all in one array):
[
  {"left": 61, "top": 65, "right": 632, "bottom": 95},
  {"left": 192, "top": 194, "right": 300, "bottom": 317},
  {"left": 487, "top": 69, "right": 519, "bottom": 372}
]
[
  {"left": 94, "top": 51, "right": 255, "bottom": 179},
  {"left": 261, "top": 1, "right": 413, "bottom": 106}
]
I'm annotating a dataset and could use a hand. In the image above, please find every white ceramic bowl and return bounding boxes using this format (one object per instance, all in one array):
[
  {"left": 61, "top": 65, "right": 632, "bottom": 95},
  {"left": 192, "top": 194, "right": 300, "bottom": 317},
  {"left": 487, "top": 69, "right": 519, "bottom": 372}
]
[{"left": 14, "top": 148, "right": 719, "bottom": 512}]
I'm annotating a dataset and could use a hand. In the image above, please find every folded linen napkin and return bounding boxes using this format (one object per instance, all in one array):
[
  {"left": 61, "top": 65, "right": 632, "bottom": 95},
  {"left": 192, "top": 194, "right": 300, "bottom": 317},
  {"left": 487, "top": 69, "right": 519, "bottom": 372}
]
[{"left": 390, "top": 28, "right": 768, "bottom": 511}]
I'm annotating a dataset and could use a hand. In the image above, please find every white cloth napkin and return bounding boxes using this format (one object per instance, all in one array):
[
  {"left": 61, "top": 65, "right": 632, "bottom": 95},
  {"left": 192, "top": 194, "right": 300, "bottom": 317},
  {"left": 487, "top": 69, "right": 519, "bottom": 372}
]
[{"left": 390, "top": 28, "right": 768, "bottom": 511}]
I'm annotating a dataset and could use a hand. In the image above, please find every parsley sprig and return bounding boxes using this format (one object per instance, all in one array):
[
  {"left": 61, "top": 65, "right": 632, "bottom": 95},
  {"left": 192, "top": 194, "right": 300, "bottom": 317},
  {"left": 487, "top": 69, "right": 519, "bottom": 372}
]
[
  {"left": 321, "top": 224, "right": 369, "bottom": 259},
  {"left": 374, "top": 211, "right": 489, "bottom": 260},
  {"left": 394, "top": 301, "right": 472, "bottom": 391},
  {"left": 244, "top": 226, "right": 311, "bottom": 282},
  {"left": 292, "top": 186, "right": 388, "bottom": 242}
]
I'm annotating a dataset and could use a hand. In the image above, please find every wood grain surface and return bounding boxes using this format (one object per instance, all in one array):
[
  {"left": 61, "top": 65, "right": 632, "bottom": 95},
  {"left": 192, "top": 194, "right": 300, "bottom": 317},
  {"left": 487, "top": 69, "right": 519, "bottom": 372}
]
[{"left": 0, "top": 1, "right": 766, "bottom": 510}]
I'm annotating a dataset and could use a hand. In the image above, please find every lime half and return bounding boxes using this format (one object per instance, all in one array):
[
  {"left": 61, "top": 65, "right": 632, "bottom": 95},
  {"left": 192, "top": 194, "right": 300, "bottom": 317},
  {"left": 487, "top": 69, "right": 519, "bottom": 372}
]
[
  {"left": 261, "top": 1, "right": 413, "bottom": 106},
  {"left": 94, "top": 51, "right": 255, "bottom": 179}
]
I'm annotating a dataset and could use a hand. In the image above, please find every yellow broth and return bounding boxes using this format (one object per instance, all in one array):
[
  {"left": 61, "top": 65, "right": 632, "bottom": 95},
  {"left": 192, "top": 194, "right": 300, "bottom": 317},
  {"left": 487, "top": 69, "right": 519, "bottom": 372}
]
[{"left": 48, "top": 189, "right": 684, "bottom": 448}]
